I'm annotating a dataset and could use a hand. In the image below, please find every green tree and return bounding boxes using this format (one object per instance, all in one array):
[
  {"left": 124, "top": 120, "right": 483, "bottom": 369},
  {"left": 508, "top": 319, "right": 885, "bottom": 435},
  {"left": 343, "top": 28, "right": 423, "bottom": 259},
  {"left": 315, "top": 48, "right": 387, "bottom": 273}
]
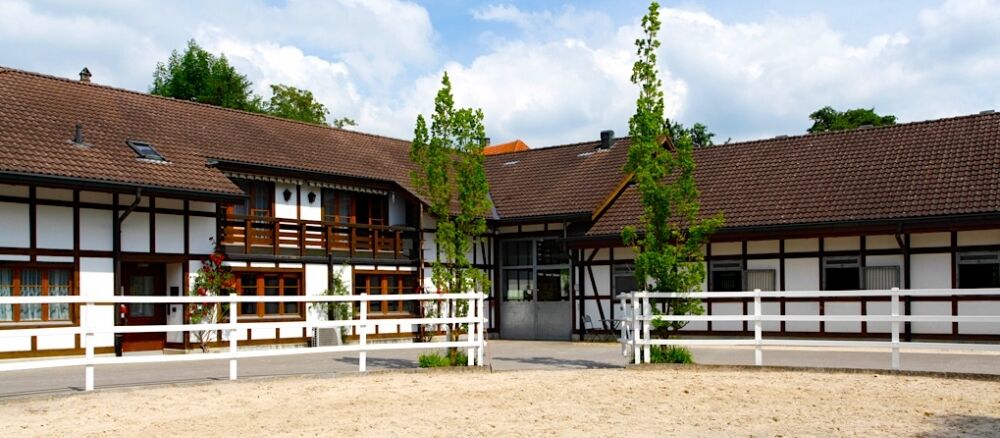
[
  {"left": 622, "top": 2, "right": 723, "bottom": 347},
  {"left": 264, "top": 84, "right": 329, "bottom": 125},
  {"left": 331, "top": 117, "right": 357, "bottom": 129},
  {"left": 151, "top": 39, "right": 260, "bottom": 111},
  {"left": 666, "top": 119, "right": 715, "bottom": 148},
  {"left": 410, "top": 73, "right": 491, "bottom": 364},
  {"left": 807, "top": 106, "right": 897, "bottom": 133}
]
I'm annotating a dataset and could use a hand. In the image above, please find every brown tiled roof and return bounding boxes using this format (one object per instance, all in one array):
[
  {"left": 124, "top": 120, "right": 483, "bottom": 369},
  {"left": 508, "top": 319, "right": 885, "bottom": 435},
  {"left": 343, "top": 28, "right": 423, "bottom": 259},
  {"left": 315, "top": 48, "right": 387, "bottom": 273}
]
[
  {"left": 484, "top": 139, "right": 529, "bottom": 155},
  {"left": 0, "top": 68, "right": 419, "bottom": 200},
  {"left": 485, "top": 138, "right": 630, "bottom": 220},
  {"left": 588, "top": 112, "right": 1000, "bottom": 236},
  {"left": 0, "top": 68, "right": 242, "bottom": 198}
]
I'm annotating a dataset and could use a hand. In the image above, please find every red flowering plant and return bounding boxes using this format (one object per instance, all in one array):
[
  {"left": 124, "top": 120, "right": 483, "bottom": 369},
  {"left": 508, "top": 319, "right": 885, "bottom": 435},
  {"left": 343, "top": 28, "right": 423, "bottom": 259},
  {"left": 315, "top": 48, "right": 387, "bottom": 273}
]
[{"left": 188, "top": 251, "right": 236, "bottom": 352}]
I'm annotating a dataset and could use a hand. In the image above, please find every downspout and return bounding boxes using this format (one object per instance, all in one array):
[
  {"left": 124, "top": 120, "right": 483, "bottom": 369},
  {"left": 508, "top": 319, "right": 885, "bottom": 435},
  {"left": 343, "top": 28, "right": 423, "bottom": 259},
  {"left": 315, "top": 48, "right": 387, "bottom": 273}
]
[
  {"left": 894, "top": 223, "right": 911, "bottom": 342},
  {"left": 113, "top": 188, "right": 142, "bottom": 356}
]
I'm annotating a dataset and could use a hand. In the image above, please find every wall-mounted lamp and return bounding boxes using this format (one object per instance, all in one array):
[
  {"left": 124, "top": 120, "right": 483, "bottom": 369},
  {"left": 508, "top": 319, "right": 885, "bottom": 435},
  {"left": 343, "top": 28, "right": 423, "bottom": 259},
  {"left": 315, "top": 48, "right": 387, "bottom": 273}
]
[
  {"left": 307, "top": 191, "right": 317, "bottom": 204},
  {"left": 283, "top": 188, "right": 293, "bottom": 202}
]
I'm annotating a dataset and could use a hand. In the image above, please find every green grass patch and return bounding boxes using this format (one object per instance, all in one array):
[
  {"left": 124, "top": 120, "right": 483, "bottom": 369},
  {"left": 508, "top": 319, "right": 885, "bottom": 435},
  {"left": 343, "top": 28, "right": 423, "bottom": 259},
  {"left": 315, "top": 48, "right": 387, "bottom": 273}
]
[
  {"left": 650, "top": 345, "right": 694, "bottom": 364},
  {"left": 418, "top": 351, "right": 469, "bottom": 368}
]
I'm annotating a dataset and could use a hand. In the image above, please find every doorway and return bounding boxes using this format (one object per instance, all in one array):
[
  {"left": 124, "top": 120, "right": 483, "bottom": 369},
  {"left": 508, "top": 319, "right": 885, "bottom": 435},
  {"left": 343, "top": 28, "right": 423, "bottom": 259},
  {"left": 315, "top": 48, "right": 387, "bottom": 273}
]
[
  {"left": 121, "top": 263, "right": 167, "bottom": 352},
  {"left": 499, "top": 239, "right": 572, "bottom": 340}
]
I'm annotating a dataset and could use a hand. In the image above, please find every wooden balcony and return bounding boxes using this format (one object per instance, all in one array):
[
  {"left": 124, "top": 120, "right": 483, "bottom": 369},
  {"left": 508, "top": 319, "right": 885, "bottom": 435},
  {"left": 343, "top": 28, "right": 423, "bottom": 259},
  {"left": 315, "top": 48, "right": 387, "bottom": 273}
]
[{"left": 220, "top": 215, "right": 418, "bottom": 260}]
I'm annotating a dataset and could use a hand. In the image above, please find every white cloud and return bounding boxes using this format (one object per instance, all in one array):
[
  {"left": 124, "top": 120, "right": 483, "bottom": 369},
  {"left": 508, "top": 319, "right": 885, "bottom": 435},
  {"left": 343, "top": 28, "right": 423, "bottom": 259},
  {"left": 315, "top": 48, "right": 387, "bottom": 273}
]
[{"left": 1, "top": 0, "right": 997, "bottom": 146}]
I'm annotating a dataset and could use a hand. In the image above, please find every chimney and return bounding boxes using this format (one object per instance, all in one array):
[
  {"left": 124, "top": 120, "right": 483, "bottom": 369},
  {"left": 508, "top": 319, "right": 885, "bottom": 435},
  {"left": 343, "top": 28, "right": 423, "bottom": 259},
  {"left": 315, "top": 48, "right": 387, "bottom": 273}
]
[
  {"left": 72, "top": 124, "right": 84, "bottom": 144},
  {"left": 79, "top": 67, "right": 92, "bottom": 83},
  {"left": 598, "top": 130, "right": 614, "bottom": 150},
  {"left": 483, "top": 137, "right": 491, "bottom": 146}
]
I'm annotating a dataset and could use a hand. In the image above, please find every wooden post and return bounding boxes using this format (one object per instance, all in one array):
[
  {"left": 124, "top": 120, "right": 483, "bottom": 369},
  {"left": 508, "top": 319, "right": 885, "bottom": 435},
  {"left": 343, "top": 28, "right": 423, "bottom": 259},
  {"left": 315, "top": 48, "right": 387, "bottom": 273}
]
[
  {"left": 350, "top": 228, "right": 356, "bottom": 257},
  {"left": 244, "top": 218, "right": 251, "bottom": 254},
  {"left": 229, "top": 293, "right": 238, "bottom": 380},
  {"left": 84, "top": 298, "right": 94, "bottom": 391},
  {"left": 754, "top": 289, "right": 763, "bottom": 366},
  {"left": 359, "top": 292, "right": 367, "bottom": 372},
  {"left": 642, "top": 292, "right": 651, "bottom": 364},
  {"left": 272, "top": 221, "right": 279, "bottom": 255},
  {"left": 891, "top": 287, "right": 900, "bottom": 370}
]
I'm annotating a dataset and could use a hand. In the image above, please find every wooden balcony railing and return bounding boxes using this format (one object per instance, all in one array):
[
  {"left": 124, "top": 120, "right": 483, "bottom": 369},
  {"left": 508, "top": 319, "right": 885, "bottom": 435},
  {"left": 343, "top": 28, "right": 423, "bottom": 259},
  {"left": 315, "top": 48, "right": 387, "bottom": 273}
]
[{"left": 220, "top": 215, "right": 417, "bottom": 259}]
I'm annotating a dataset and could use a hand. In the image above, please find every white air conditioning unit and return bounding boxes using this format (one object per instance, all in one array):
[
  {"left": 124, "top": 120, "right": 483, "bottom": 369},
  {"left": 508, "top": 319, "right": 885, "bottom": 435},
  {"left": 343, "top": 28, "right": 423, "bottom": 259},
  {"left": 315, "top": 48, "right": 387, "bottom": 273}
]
[{"left": 312, "top": 327, "right": 341, "bottom": 347}]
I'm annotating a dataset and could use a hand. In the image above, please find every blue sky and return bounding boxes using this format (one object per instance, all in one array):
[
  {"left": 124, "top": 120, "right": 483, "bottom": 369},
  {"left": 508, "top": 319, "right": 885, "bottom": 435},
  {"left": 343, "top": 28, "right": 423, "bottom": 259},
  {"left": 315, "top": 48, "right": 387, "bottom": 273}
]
[{"left": 1, "top": 0, "right": 997, "bottom": 147}]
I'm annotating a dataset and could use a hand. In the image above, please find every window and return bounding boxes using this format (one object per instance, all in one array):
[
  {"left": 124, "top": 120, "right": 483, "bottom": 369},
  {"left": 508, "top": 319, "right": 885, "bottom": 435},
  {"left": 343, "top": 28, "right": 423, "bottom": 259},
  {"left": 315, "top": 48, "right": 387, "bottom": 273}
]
[
  {"left": 708, "top": 262, "right": 776, "bottom": 292},
  {"left": 502, "top": 241, "right": 532, "bottom": 267},
  {"left": 126, "top": 140, "right": 166, "bottom": 161},
  {"left": 501, "top": 238, "right": 570, "bottom": 302},
  {"left": 322, "top": 189, "right": 354, "bottom": 223},
  {"left": 824, "top": 256, "right": 861, "bottom": 290},
  {"left": 232, "top": 179, "right": 274, "bottom": 218},
  {"left": 0, "top": 266, "right": 73, "bottom": 325},
  {"left": 957, "top": 251, "right": 1000, "bottom": 288},
  {"left": 710, "top": 260, "right": 743, "bottom": 292},
  {"left": 235, "top": 271, "right": 302, "bottom": 319},
  {"left": 614, "top": 264, "right": 638, "bottom": 295},
  {"left": 746, "top": 269, "right": 776, "bottom": 291},
  {"left": 536, "top": 240, "right": 569, "bottom": 265},
  {"left": 354, "top": 273, "right": 418, "bottom": 315},
  {"left": 864, "top": 266, "right": 900, "bottom": 290},
  {"left": 504, "top": 269, "right": 533, "bottom": 302}
]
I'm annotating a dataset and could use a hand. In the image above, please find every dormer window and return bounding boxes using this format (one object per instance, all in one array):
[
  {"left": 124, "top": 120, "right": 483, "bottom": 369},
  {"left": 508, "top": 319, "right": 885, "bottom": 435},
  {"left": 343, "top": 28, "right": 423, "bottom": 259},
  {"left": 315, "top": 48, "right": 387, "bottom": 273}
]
[{"left": 126, "top": 140, "right": 166, "bottom": 161}]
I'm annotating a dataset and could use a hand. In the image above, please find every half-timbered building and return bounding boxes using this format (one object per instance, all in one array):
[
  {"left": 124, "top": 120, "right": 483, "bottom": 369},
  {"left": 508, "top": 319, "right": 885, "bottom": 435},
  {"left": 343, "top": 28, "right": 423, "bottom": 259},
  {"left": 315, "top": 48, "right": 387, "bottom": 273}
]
[{"left": 1, "top": 66, "right": 998, "bottom": 359}]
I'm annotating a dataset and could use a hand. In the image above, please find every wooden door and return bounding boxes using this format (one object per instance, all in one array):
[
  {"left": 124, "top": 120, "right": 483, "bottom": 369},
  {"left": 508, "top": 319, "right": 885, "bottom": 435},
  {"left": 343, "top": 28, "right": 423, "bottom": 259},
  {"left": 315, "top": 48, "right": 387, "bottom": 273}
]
[{"left": 122, "top": 264, "right": 167, "bottom": 352}]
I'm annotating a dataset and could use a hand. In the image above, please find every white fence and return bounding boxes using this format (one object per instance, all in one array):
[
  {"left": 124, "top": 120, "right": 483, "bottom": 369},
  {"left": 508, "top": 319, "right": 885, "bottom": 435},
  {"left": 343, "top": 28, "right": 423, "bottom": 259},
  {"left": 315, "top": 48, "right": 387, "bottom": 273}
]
[
  {"left": 0, "top": 292, "right": 487, "bottom": 391},
  {"left": 619, "top": 288, "right": 1000, "bottom": 369}
]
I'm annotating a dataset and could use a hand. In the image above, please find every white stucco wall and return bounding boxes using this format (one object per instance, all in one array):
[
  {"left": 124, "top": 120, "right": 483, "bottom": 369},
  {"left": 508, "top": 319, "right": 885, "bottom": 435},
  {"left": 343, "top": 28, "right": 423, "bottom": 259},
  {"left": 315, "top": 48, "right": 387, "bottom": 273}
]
[{"left": 0, "top": 202, "right": 29, "bottom": 248}]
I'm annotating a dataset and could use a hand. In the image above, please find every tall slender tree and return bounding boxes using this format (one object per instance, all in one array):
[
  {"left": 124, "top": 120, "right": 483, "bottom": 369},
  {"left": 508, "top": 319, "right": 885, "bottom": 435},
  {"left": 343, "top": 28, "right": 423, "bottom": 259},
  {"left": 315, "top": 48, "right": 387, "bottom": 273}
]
[
  {"left": 410, "top": 73, "right": 491, "bottom": 363},
  {"left": 622, "top": 3, "right": 723, "bottom": 341}
]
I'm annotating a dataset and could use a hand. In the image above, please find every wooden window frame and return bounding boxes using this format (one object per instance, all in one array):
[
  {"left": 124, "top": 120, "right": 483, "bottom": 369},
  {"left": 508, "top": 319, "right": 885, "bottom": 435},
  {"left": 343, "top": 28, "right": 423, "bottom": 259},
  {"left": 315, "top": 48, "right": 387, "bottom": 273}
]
[
  {"left": 354, "top": 271, "right": 418, "bottom": 316},
  {"left": 0, "top": 263, "right": 76, "bottom": 328},
  {"left": 229, "top": 179, "right": 275, "bottom": 218},
  {"left": 231, "top": 269, "right": 304, "bottom": 321}
]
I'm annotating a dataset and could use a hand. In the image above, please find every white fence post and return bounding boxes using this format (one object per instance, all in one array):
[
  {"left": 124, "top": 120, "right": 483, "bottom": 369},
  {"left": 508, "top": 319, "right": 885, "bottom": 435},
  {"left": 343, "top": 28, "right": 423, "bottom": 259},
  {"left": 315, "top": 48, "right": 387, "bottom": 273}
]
[
  {"left": 753, "top": 289, "right": 763, "bottom": 366},
  {"left": 891, "top": 287, "right": 900, "bottom": 371},
  {"left": 642, "top": 292, "right": 651, "bottom": 364},
  {"left": 84, "top": 298, "right": 94, "bottom": 391},
  {"left": 467, "top": 295, "right": 475, "bottom": 367},
  {"left": 359, "top": 293, "right": 367, "bottom": 372},
  {"left": 620, "top": 294, "right": 627, "bottom": 357},
  {"left": 631, "top": 291, "right": 640, "bottom": 364},
  {"left": 477, "top": 293, "right": 485, "bottom": 367},
  {"left": 229, "top": 293, "right": 237, "bottom": 381}
]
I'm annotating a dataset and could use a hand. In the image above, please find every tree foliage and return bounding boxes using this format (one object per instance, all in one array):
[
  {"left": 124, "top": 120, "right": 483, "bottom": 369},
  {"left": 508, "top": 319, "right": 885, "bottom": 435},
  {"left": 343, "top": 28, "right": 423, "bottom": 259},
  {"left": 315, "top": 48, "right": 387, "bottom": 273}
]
[
  {"left": 667, "top": 119, "right": 716, "bottom": 148},
  {"left": 622, "top": 2, "right": 723, "bottom": 333},
  {"left": 410, "top": 73, "right": 491, "bottom": 360},
  {"left": 152, "top": 39, "right": 356, "bottom": 127},
  {"left": 807, "top": 106, "right": 897, "bottom": 133},
  {"left": 263, "top": 84, "right": 329, "bottom": 125},
  {"left": 151, "top": 39, "right": 261, "bottom": 111}
]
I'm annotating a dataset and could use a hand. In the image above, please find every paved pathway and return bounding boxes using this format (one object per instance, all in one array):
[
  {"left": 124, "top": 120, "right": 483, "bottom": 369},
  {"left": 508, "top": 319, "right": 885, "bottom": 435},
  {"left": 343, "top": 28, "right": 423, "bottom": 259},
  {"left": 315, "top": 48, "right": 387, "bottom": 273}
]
[{"left": 0, "top": 341, "right": 998, "bottom": 398}]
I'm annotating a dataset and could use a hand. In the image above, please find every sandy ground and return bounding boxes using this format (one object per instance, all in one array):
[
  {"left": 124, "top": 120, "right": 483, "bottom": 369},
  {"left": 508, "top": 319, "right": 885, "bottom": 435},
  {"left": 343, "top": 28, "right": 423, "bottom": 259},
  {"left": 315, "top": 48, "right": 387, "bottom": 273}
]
[{"left": 1, "top": 367, "right": 998, "bottom": 437}]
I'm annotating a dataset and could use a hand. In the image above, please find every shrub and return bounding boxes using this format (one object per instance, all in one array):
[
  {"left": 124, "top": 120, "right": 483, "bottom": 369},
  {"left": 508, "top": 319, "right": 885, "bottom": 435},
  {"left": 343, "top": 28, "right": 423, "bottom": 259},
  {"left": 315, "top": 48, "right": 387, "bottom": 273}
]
[
  {"left": 650, "top": 345, "right": 694, "bottom": 364},
  {"left": 418, "top": 351, "right": 468, "bottom": 368}
]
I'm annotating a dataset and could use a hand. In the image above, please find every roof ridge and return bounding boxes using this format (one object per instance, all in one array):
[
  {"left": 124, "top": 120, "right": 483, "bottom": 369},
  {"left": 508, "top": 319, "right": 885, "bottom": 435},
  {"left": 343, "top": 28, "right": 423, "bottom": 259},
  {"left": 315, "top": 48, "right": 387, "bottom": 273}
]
[
  {"left": 488, "top": 137, "right": 628, "bottom": 157},
  {"left": 0, "top": 65, "right": 413, "bottom": 146},
  {"left": 702, "top": 110, "right": 1000, "bottom": 151}
]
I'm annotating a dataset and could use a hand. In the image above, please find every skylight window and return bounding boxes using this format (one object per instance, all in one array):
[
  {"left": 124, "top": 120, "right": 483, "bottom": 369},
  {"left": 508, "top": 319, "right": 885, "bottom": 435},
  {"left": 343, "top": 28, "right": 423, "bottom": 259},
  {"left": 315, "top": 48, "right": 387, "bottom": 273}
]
[{"left": 126, "top": 140, "right": 166, "bottom": 161}]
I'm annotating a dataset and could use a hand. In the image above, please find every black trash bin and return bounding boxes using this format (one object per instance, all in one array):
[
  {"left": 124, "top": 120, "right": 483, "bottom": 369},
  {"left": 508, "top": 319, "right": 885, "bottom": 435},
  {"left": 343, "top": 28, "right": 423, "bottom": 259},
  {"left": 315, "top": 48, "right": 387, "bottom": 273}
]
[{"left": 114, "top": 333, "right": 124, "bottom": 356}]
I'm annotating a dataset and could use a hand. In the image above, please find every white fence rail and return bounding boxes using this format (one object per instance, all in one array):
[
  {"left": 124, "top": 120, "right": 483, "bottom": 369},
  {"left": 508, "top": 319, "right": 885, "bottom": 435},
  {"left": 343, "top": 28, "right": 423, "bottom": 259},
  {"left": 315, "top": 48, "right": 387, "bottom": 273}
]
[
  {"left": 0, "top": 293, "right": 487, "bottom": 391},
  {"left": 619, "top": 288, "right": 1000, "bottom": 370}
]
